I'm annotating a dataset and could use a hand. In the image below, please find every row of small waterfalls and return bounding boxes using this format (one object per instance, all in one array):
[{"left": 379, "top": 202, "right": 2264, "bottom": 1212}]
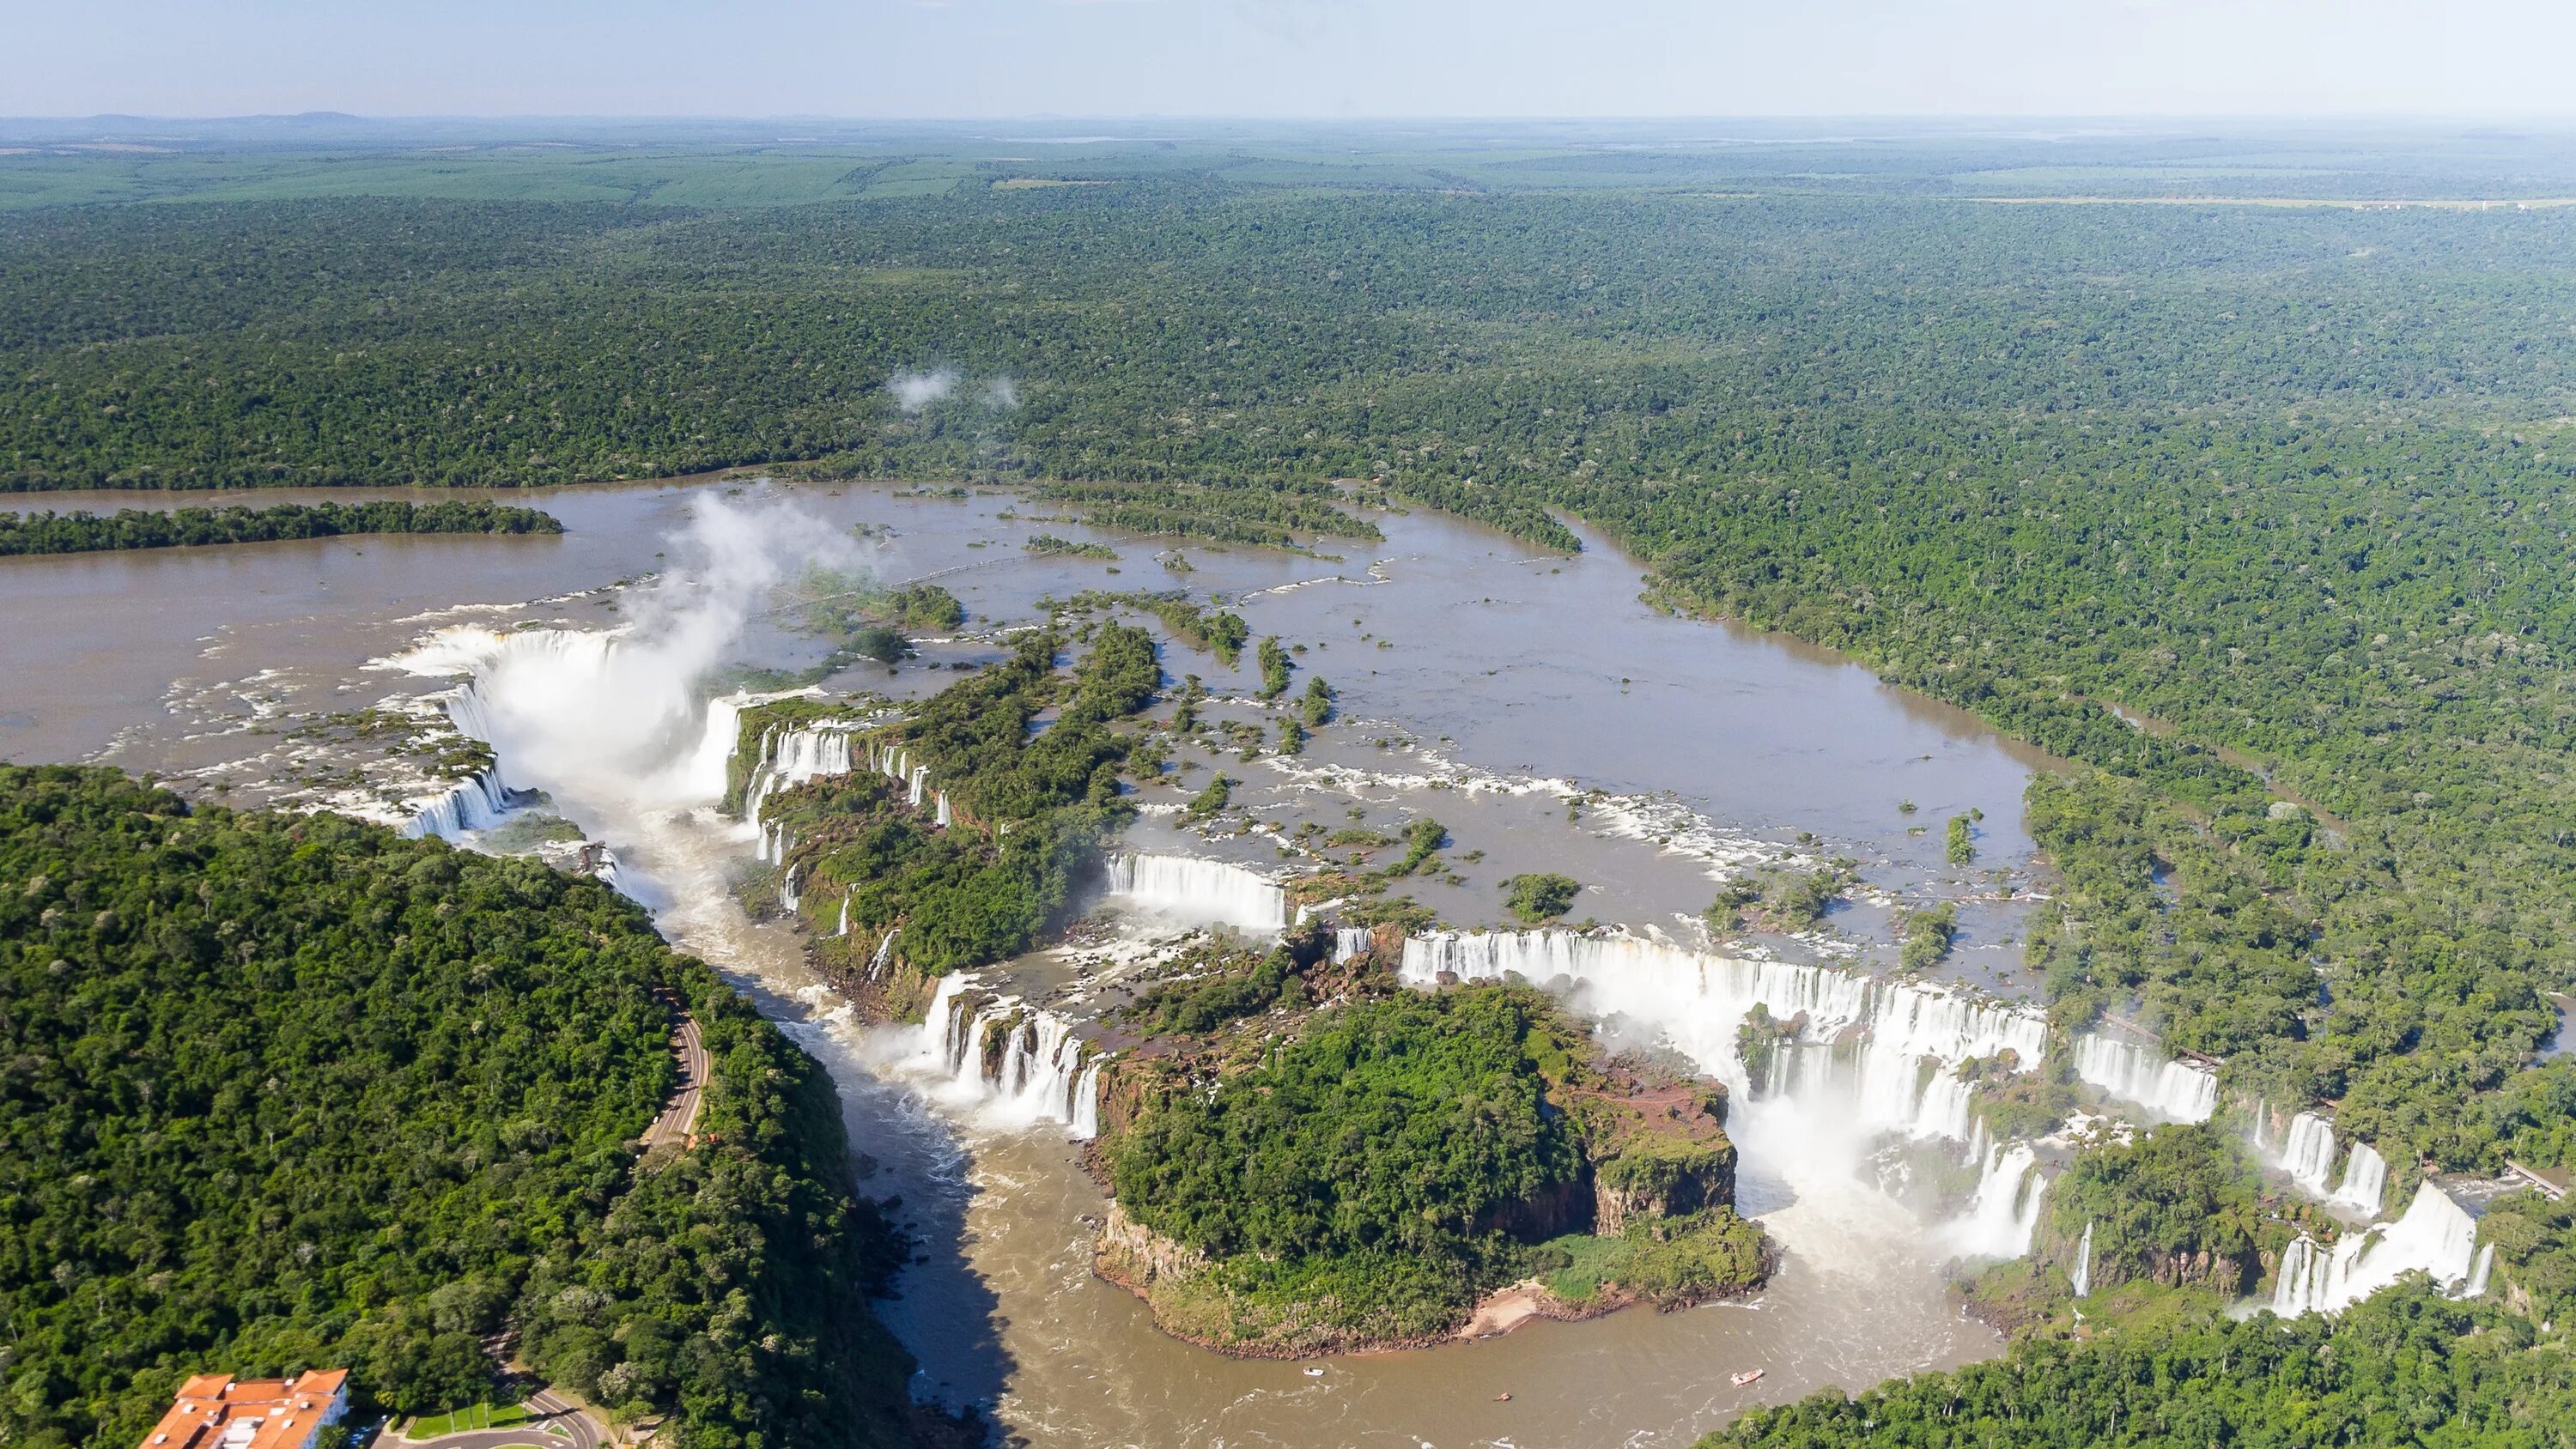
[{"left": 385, "top": 636, "right": 2501, "bottom": 1323}]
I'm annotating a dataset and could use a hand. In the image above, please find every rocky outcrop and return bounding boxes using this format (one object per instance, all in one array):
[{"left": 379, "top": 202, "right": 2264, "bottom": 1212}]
[{"left": 1095, "top": 1201, "right": 1209, "bottom": 1293}]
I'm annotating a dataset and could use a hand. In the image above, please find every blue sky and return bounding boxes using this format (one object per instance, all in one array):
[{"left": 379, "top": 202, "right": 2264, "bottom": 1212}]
[{"left": 10, "top": 0, "right": 2576, "bottom": 119}]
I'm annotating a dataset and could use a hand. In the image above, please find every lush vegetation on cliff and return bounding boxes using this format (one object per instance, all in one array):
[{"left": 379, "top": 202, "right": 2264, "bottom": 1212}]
[
  {"left": 756, "top": 623, "right": 1157, "bottom": 983},
  {"left": 1703, "top": 1284, "right": 2576, "bottom": 1449},
  {"left": 1103, "top": 964, "right": 1765, "bottom": 1352},
  {"left": 0, "top": 500, "right": 561, "bottom": 555},
  {"left": 0, "top": 765, "right": 924, "bottom": 1449}
]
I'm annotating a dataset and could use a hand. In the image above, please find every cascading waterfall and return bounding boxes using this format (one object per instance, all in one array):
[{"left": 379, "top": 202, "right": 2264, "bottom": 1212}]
[
  {"left": 1948, "top": 1142, "right": 2049, "bottom": 1258},
  {"left": 2073, "top": 1032, "right": 2220, "bottom": 1124},
  {"left": 742, "top": 721, "right": 859, "bottom": 823},
  {"left": 2270, "top": 1180, "right": 2487, "bottom": 1317},
  {"left": 401, "top": 767, "right": 523, "bottom": 838},
  {"left": 2333, "top": 1142, "right": 2390, "bottom": 1218},
  {"left": 779, "top": 863, "right": 801, "bottom": 913},
  {"left": 834, "top": 889, "right": 853, "bottom": 939},
  {"left": 1400, "top": 930, "right": 2046, "bottom": 1142},
  {"left": 2280, "top": 1112, "right": 2340, "bottom": 1195},
  {"left": 1334, "top": 926, "right": 1375, "bottom": 964},
  {"left": 869, "top": 929, "right": 900, "bottom": 978},
  {"left": 1103, "top": 853, "right": 1291, "bottom": 933},
  {"left": 2070, "top": 1219, "right": 2094, "bottom": 1297},
  {"left": 914, "top": 974, "right": 1105, "bottom": 1137}
]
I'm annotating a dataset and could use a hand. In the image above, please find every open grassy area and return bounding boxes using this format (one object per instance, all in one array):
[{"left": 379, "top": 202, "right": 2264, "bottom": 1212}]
[{"left": 404, "top": 1400, "right": 532, "bottom": 1439}]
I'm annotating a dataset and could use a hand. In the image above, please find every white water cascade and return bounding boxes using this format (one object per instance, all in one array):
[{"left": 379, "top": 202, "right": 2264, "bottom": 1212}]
[
  {"left": 1334, "top": 926, "right": 1375, "bottom": 964},
  {"left": 2280, "top": 1112, "right": 2340, "bottom": 1196},
  {"left": 2333, "top": 1142, "right": 2390, "bottom": 1219},
  {"left": 742, "top": 721, "right": 860, "bottom": 823},
  {"left": 2270, "top": 1180, "right": 2487, "bottom": 1317},
  {"left": 1399, "top": 930, "right": 2047, "bottom": 1142},
  {"left": 401, "top": 767, "right": 523, "bottom": 839},
  {"left": 1103, "top": 853, "right": 1290, "bottom": 933},
  {"left": 2070, "top": 1219, "right": 2094, "bottom": 1297},
  {"left": 913, "top": 973, "right": 1107, "bottom": 1137},
  {"left": 1947, "top": 1142, "right": 2049, "bottom": 1258},
  {"left": 2073, "top": 1032, "right": 2219, "bottom": 1124}
]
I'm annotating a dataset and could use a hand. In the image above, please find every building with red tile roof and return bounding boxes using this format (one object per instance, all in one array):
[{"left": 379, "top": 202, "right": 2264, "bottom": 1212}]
[{"left": 136, "top": 1369, "right": 350, "bottom": 1449}]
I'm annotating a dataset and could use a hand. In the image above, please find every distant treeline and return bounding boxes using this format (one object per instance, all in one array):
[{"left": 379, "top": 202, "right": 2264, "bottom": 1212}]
[{"left": 0, "top": 500, "right": 562, "bottom": 555}]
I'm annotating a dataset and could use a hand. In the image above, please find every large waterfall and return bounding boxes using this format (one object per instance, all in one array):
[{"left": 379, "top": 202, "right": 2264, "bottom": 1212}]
[
  {"left": 1103, "top": 853, "right": 1290, "bottom": 933},
  {"left": 1947, "top": 1142, "right": 2049, "bottom": 1258},
  {"left": 2270, "top": 1180, "right": 2487, "bottom": 1317},
  {"left": 1399, "top": 930, "right": 2047, "bottom": 1142},
  {"left": 2072, "top": 1032, "right": 2219, "bottom": 1124},
  {"left": 909, "top": 974, "right": 1107, "bottom": 1137}
]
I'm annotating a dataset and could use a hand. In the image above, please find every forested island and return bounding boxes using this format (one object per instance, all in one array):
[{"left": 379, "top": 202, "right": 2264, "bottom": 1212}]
[
  {"left": 1096, "top": 934, "right": 1768, "bottom": 1355},
  {"left": 0, "top": 500, "right": 562, "bottom": 555},
  {"left": 0, "top": 765, "right": 943, "bottom": 1448}
]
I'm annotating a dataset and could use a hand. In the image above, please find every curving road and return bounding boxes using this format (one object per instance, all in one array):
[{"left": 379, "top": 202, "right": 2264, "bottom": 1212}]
[
  {"left": 398, "top": 1389, "right": 605, "bottom": 1449},
  {"left": 640, "top": 1012, "right": 706, "bottom": 1150}
]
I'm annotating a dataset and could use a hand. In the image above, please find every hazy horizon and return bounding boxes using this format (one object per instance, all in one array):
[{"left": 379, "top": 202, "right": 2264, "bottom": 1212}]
[{"left": 15, "top": 1, "right": 2576, "bottom": 123}]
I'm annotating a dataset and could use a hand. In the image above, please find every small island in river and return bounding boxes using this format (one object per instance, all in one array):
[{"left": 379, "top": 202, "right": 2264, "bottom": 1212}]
[{"left": 1087, "top": 925, "right": 1773, "bottom": 1357}]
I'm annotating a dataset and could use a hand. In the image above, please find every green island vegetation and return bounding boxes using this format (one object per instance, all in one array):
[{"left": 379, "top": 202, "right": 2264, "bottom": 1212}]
[
  {"left": 1704, "top": 860, "right": 1859, "bottom": 937},
  {"left": 1064, "top": 591, "right": 1250, "bottom": 668},
  {"left": 1024, "top": 531, "right": 1118, "bottom": 560},
  {"left": 0, "top": 765, "right": 936, "bottom": 1449},
  {"left": 0, "top": 500, "right": 560, "bottom": 555},
  {"left": 743, "top": 624, "right": 1157, "bottom": 1009},
  {"left": 1502, "top": 871, "right": 1581, "bottom": 925},
  {"left": 1097, "top": 932, "right": 1767, "bottom": 1355},
  {"left": 1897, "top": 901, "right": 1959, "bottom": 972},
  {"left": 9, "top": 130, "right": 2576, "bottom": 1428},
  {"left": 772, "top": 572, "right": 966, "bottom": 674}
]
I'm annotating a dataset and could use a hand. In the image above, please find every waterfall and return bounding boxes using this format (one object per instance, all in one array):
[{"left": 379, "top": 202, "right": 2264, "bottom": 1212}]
[
  {"left": 869, "top": 929, "right": 900, "bottom": 979},
  {"left": 2280, "top": 1112, "right": 2339, "bottom": 1195},
  {"left": 1103, "top": 853, "right": 1291, "bottom": 933},
  {"left": 1334, "top": 926, "right": 1375, "bottom": 964},
  {"left": 400, "top": 767, "right": 522, "bottom": 839},
  {"left": 2269, "top": 1180, "right": 2486, "bottom": 1317},
  {"left": 779, "top": 863, "right": 800, "bottom": 913},
  {"left": 1400, "top": 930, "right": 2046, "bottom": 1143},
  {"left": 2073, "top": 1032, "right": 2220, "bottom": 1124},
  {"left": 913, "top": 974, "right": 1106, "bottom": 1137},
  {"left": 742, "top": 720, "right": 859, "bottom": 823},
  {"left": 1948, "top": 1142, "right": 2048, "bottom": 1258},
  {"left": 1071, "top": 1059, "right": 1106, "bottom": 1139},
  {"left": 2333, "top": 1142, "right": 2389, "bottom": 1218},
  {"left": 2071, "top": 1219, "right": 2094, "bottom": 1297},
  {"left": 834, "top": 889, "right": 853, "bottom": 939}
]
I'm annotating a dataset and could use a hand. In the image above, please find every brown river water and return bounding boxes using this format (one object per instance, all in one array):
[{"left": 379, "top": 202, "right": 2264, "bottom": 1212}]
[{"left": 1, "top": 479, "right": 2048, "bottom": 1446}]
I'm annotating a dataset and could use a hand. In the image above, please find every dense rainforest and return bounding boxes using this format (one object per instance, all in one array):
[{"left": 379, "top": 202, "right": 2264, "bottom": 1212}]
[
  {"left": 1701, "top": 1285, "right": 2576, "bottom": 1449},
  {"left": 0, "top": 500, "right": 561, "bottom": 555},
  {"left": 0, "top": 765, "right": 933, "bottom": 1449}
]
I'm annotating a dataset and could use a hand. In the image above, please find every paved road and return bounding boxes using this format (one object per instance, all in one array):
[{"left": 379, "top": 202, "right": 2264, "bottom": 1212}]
[
  {"left": 640, "top": 1011, "right": 706, "bottom": 1150},
  {"left": 400, "top": 1387, "right": 602, "bottom": 1449}
]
